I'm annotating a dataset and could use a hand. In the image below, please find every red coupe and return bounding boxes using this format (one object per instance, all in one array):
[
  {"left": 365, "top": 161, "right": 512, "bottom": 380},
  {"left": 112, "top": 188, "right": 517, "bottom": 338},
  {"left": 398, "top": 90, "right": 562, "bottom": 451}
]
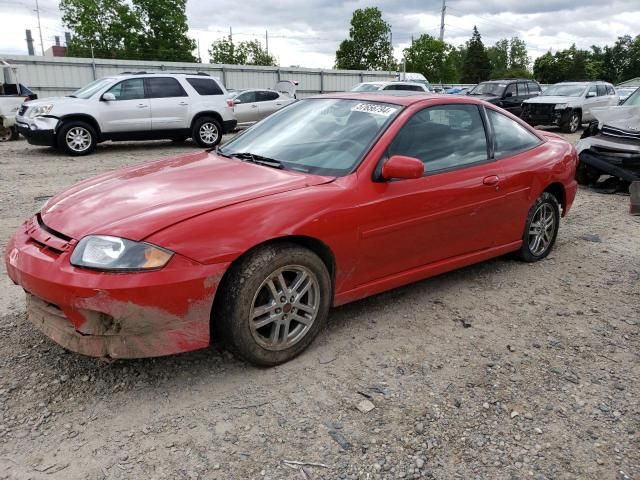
[{"left": 5, "top": 93, "right": 578, "bottom": 365}]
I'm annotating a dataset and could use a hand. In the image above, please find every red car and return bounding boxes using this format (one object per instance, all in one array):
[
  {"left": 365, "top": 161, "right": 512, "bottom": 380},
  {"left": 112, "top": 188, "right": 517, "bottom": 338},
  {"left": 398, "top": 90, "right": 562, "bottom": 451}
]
[{"left": 5, "top": 93, "right": 578, "bottom": 365}]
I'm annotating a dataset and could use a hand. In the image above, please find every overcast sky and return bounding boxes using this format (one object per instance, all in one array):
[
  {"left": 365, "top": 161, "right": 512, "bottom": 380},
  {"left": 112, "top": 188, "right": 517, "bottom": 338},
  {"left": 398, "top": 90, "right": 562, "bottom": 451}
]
[{"left": 0, "top": 0, "right": 639, "bottom": 69}]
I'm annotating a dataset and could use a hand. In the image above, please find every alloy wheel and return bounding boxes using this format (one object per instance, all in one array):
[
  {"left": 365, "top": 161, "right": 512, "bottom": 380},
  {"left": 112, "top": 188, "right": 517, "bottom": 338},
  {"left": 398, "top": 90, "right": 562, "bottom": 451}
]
[
  {"left": 528, "top": 203, "right": 556, "bottom": 256},
  {"left": 249, "top": 265, "right": 320, "bottom": 351},
  {"left": 65, "top": 127, "right": 91, "bottom": 152},
  {"left": 569, "top": 114, "right": 580, "bottom": 133},
  {"left": 199, "top": 122, "right": 219, "bottom": 145},
  {"left": 0, "top": 126, "right": 12, "bottom": 142}
]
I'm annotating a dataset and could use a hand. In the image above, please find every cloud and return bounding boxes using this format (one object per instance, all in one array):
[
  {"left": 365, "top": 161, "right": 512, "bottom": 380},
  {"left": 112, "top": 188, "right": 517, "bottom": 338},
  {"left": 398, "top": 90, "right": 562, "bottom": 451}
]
[{"left": 0, "top": 0, "right": 638, "bottom": 68}]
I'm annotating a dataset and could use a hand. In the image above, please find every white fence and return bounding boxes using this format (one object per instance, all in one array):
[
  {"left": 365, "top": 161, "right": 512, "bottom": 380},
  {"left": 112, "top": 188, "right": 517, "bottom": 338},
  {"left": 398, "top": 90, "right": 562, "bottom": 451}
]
[{"left": 2, "top": 54, "right": 402, "bottom": 99}]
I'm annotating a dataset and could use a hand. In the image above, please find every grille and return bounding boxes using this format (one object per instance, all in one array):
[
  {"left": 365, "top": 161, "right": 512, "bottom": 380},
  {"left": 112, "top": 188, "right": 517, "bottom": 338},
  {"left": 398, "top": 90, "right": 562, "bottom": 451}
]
[
  {"left": 18, "top": 105, "right": 28, "bottom": 116},
  {"left": 527, "top": 104, "right": 555, "bottom": 115},
  {"left": 24, "top": 214, "right": 75, "bottom": 255},
  {"left": 601, "top": 124, "right": 640, "bottom": 141}
]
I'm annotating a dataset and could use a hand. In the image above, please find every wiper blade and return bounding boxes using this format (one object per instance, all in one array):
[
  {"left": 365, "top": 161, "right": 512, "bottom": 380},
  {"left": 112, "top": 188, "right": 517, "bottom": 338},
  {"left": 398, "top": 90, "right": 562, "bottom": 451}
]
[
  {"left": 67, "top": 95, "right": 77, "bottom": 98},
  {"left": 231, "top": 152, "right": 283, "bottom": 169}
]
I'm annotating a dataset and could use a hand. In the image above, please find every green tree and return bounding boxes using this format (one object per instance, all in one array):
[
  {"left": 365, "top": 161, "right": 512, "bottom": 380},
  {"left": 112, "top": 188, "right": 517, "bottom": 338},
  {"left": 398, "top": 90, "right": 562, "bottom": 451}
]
[
  {"left": 487, "top": 38, "right": 509, "bottom": 73},
  {"left": 403, "top": 34, "right": 457, "bottom": 83},
  {"left": 509, "top": 37, "right": 529, "bottom": 70},
  {"left": 132, "top": 0, "right": 196, "bottom": 62},
  {"left": 335, "top": 7, "right": 395, "bottom": 70},
  {"left": 461, "top": 26, "right": 491, "bottom": 83},
  {"left": 60, "top": 0, "right": 140, "bottom": 58},
  {"left": 241, "top": 40, "right": 277, "bottom": 66},
  {"left": 209, "top": 36, "right": 247, "bottom": 64}
]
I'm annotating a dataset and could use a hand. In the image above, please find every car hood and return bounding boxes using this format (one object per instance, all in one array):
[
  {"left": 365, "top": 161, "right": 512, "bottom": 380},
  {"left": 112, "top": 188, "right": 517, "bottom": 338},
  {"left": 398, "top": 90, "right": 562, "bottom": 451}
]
[
  {"left": 591, "top": 105, "right": 640, "bottom": 130},
  {"left": 41, "top": 151, "right": 335, "bottom": 241},
  {"left": 524, "top": 95, "right": 576, "bottom": 104},
  {"left": 22, "top": 97, "right": 76, "bottom": 107}
]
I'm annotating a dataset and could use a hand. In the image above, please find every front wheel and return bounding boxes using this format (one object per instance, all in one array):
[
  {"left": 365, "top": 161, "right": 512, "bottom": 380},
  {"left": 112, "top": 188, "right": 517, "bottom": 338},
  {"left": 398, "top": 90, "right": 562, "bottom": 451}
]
[
  {"left": 0, "top": 125, "right": 14, "bottom": 142},
  {"left": 57, "top": 121, "right": 97, "bottom": 156},
  {"left": 192, "top": 117, "right": 222, "bottom": 148},
  {"left": 517, "top": 192, "right": 560, "bottom": 262},
  {"left": 561, "top": 110, "right": 581, "bottom": 133},
  {"left": 216, "top": 244, "right": 332, "bottom": 366}
]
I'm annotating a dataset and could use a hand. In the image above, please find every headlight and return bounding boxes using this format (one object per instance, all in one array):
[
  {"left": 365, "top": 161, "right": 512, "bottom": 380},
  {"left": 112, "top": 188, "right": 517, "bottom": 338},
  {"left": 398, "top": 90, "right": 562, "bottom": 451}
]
[
  {"left": 554, "top": 104, "right": 568, "bottom": 110},
  {"left": 70, "top": 235, "right": 174, "bottom": 271},
  {"left": 28, "top": 104, "right": 53, "bottom": 117}
]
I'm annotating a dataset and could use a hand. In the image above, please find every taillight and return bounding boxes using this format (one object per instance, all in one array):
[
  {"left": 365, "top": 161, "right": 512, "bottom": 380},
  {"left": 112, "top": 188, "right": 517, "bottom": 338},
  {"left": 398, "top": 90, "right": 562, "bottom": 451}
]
[{"left": 226, "top": 99, "right": 234, "bottom": 108}]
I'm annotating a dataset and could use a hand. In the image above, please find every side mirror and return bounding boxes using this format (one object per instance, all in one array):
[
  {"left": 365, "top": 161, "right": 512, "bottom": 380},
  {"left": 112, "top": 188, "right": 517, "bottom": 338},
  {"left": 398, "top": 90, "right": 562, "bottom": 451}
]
[
  {"left": 233, "top": 98, "right": 242, "bottom": 104},
  {"left": 587, "top": 92, "right": 596, "bottom": 98},
  {"left": 102, "top": 92, "right": 116, "bottom": 101},
  {"left": 381, "top": 155, "right": 424, "bottom": 181},
  {"left": 505, "top": 91, "right": 513, "bottom": 98}
]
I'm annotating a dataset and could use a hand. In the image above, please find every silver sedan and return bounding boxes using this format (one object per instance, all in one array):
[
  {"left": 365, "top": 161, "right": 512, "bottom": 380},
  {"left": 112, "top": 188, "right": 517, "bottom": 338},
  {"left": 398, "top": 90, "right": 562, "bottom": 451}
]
[{"left": 231, "top": 81, "right": 297, "bottom": 128}]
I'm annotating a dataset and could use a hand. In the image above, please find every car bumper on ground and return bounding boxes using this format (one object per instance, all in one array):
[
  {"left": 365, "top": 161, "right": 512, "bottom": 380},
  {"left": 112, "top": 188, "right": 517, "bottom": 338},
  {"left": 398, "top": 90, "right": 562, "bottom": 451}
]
[
  {"left": 576, "top": 135, "right": 640, "bottom": 182},
  {"left": 4, "top": 216, "right": 230, "bottom": 359},
  {"left": 15, "top": 115, "right": 59, "bottom": 146}
]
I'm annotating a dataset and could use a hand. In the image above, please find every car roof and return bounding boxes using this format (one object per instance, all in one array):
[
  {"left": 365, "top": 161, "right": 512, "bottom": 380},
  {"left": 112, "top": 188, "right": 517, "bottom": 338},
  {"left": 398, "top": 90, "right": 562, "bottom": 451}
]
[{"left": 307, "top": 91, "right": 490, "bottom": 106}]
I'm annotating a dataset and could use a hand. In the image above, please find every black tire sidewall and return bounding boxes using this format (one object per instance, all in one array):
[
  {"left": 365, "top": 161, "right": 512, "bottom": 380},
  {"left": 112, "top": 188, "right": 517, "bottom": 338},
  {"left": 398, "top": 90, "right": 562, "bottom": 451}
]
[
  {"left": 562, "top": 110, "right": 580, "bottom": 133},
  {"left": 58, "top": 121, "right": 96, "bottom": 156},
  {"left": 518, "top": 192, "right": 560, "bottom": 262},
  {"left": 218, "top": 244, "right": 332, "bottom": 366},
  {"left": 192, "top": 117, "right": 222, "bottom": 148}
]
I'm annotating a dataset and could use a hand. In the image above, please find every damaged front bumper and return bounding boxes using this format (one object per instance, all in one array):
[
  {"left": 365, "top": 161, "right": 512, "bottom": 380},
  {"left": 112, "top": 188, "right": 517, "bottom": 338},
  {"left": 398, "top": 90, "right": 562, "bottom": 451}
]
[
  {"left": 576, "top": 134, "right": 640, "bottom": 182},
  {"left": 4, "top": 216, "right": 230, "bottom": 359}
]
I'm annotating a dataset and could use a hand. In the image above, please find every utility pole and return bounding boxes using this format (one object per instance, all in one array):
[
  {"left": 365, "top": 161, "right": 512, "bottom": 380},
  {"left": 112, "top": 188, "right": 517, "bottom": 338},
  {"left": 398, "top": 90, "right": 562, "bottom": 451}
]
[
  {"left": 25, "top": 29, "right": 35, "bottom": 56},
  {"left": 439, "top": 0, "right": 446, "bottom": 42},
  {"left": 265, "top": 30, "right": 268, "bottom": 54},
  {"left": 35, "top": 0, "right": 45, "bottom": 55},
  {"left": 229, "top": 26, "right": 232, "bottom": 42},
  {"left": 197, "top": 38, "right": 201, "bottom": 63}
]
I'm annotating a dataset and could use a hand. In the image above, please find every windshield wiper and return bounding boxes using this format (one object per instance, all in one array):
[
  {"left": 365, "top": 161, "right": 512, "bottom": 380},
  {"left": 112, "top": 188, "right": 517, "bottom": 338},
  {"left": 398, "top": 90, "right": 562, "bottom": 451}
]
[
  {"left": 231, "top": 152, "right": 283, "bottom": 169},
  {"left": 67, "top": 95, "right": 77, "bottom": 98}
]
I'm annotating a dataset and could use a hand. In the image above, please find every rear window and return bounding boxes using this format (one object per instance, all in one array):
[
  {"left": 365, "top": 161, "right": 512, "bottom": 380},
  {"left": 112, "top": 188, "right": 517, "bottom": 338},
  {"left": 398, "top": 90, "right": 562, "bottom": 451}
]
[
  {"left": 186, "top": 77, "right": 223, "bottom": 96},
  {"left": 147, "top": 77, "right": 187, "bottom": 98}
]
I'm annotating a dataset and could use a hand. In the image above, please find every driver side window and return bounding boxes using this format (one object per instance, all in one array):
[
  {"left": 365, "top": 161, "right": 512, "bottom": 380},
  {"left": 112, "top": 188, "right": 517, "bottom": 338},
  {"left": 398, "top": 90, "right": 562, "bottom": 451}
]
[
  {"left": 106, "top": 79, "right": 145, "bottom": 100},
  {"left": 237, "top": 91, "right": 257, "bottom": 103},
  {"left": 388, "top": 104, "right": 489, "bottom": 174}
]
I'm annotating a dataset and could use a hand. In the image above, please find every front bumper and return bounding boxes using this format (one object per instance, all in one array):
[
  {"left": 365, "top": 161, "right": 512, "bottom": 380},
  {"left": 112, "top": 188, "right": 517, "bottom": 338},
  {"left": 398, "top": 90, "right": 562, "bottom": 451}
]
[
  {"left": 521, "top": 107, "right": 570, "bottom": 126},
  {"left": 15, "top": 115, "right": 59, "bottom": 146},
  {"left": 576, "top": 135, "right": 640, "bottom": 182},
  {"left": 5, "top": 216, "right": 230, "bottom": 359}
]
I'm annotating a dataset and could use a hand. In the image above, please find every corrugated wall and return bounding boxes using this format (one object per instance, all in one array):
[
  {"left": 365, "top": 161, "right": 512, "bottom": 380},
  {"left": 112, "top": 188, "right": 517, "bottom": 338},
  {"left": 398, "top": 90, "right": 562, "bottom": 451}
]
[{"left": 3, "top": 54, "right": 399, "bottom": 98}]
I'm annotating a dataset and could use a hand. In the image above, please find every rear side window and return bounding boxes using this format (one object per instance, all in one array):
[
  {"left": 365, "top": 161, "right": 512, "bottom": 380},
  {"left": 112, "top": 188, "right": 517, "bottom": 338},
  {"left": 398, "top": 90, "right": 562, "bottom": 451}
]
[
  {"left": 596, "top": 84, "right": 607, "bottom": 96},
  {"left": 186, "top": 77, "right": 223, "bottom": 96},
  {"left": 505, "top": 84, "right": 516, "bottom": 97},
  {"left": 517, "top": 82, "right": 527, "bottom": 96},
  {"left": 606, "top": 85, "right": 615, "bottom": 95},
  {"left": 257, "top": 91, "right": 279, "bottom": 101},
  {"left": 487, "top": 108, "right": 541, "bottom": 158},
  {"left": 528, "top": 82, "right": 541, "bottom": 93},
  {"left": 236, "top": 91, "right": 257, "bottom": 103},
  {"left": 388, "top": 104, "right": 488, "bottom": 174},
  {"left": 146, "top": 77, "right": 187, "bottom": 98}
]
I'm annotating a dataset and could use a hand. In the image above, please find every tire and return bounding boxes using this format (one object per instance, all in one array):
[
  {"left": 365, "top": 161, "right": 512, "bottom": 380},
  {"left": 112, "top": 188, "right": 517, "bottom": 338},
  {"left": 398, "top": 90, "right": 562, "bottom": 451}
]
[
  {"left": 0, "top": 126, "right": 12, "bottom": 142},
  {"left": 216, "top": 243, "right": 332, "bottom": 366},
  {"left": 192, "top": 117, "right": 222, "bottom": 148},
  {"left": 57, "top": 120, "right": 97, "bottom": 156},
  {"left": 9, "top": 126, "right": 19, "bottom": 141},
  {"left": 561, "top": 110, "right": 581, "bottom": 133},
  {"left": 575, "top": 162, "right": 601, "bottom": 185},
  {"left": 517, "top": 192, "right": 560, "bottom": 262}
]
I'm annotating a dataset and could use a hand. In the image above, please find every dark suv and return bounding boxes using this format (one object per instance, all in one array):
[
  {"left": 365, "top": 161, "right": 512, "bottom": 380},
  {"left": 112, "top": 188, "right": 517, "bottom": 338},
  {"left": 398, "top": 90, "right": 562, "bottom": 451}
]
[{"left": 467, "top": 79, "right": 542, "bottom": 116}]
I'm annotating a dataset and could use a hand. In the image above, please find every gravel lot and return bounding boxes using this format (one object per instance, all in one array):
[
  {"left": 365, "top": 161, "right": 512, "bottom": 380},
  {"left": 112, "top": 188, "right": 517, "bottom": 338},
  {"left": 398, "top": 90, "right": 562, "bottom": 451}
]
[{"left": 0, "top": 132, "right": 638, "bottom": 480}]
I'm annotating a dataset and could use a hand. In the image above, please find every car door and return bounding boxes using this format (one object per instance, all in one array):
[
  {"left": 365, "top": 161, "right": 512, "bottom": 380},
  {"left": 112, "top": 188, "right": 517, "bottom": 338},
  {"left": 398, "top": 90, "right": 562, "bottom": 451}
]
[
  {"left": 605, "top": 84, "right": 620, "bottom": 105},
  {"left": 501, "top": 83, "right": 520, "bottom": 113},
  {"left": 582, "top": 84, "right": 599, "bottom": 121},
  {"left": 354, "top": 104, "right": 506, "bottom": 283},
  {"left": 97, "top": 78, "right": 150, "bottom": 133},
  {"left": 146, "top": 77, "right": 190, "bottom": 131},
  {"left": 256, "top": 90, "right": 282, "bottom": 120},
  {"left": 233, "top": 91, "right": 259, "bottom": 125}
]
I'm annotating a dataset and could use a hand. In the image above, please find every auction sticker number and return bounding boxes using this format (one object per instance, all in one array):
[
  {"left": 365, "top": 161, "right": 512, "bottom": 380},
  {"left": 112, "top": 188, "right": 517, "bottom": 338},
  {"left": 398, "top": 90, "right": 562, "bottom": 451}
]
[{"left": 351, "top": 103, "right": 397, "bottom": 117}]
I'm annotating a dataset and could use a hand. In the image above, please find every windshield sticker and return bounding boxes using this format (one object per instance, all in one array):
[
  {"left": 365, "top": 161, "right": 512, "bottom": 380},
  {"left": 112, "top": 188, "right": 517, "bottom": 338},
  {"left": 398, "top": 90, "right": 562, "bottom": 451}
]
[{"left": 351, "top": 103, "right": 397, "bottom": 116}]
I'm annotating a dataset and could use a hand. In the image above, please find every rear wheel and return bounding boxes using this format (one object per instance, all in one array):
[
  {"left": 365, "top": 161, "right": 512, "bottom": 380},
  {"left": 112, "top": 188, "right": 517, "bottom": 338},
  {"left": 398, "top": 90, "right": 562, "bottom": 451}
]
[
  {"left": 216, "top": 244, "right": 332, "bottom": 366},
  {"left": 0, "top": 126, "right": 14, "bottom": 142},
  {"left": 192, "top": 117, "right": 221, "bottom": 148},
  {"left": 517, "top": 192, "right": 560, "bottom": 262},
  {"left": 561, "top": 110, "right": 581, "bottom": 133},
  {"left": 57, "top": 121, "right": 96, "bottom": 156},
  {"left": 576, "top": 162, "right": 601, "bottom": 185}
]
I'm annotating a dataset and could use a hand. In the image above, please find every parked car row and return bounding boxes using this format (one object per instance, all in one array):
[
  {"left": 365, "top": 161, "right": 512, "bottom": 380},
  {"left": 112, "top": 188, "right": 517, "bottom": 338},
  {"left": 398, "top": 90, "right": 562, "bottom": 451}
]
[{"left": 14, "top": 72, "right": 297, "bottom": 155}]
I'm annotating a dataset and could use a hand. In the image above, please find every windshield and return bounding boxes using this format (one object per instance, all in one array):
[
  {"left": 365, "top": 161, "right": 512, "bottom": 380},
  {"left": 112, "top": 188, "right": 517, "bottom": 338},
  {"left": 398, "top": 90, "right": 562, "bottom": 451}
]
[
  {"left": 542, "top": 84, "right": 587, "bottom": 97},
  {"left": 70, "top": 78, "right": 115, "bottom": 99},
  {"left": 622, "top": 88, "right": 640, "bottom": 105},
  {"left": 219, "top": 98, "right": 401, "bottom": 176},
  {"left": 468, "top": 83, "right": 505, "bottom": 96},
  {"left": 351, "top": 83, "right": 384, "bottom": 92}
]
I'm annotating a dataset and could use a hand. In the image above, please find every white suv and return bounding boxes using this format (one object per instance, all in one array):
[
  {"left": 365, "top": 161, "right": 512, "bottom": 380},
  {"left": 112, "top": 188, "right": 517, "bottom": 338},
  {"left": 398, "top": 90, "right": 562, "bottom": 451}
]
[{"left": 15, "top": 72, "right": 237, "bottom": 155}]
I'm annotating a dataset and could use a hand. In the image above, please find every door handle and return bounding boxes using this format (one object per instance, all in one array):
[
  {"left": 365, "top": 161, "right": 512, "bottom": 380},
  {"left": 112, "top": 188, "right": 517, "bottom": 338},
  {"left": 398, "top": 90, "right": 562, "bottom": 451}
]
[
  {"left": 483, "top": 175, "right": 500, "bottom": 186},
  {"left": 137, "top": 104, "right": 148, "bottom": 108},
  {"left": 251, "top": 104, "right": 258, "bottom": 108},
  {"left": 179, "top": 102, "right": 189, "bottom": 106}
]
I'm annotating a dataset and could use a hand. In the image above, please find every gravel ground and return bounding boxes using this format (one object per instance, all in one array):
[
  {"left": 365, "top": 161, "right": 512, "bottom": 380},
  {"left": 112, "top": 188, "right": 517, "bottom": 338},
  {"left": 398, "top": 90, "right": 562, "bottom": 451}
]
[{"left": 0, "top": 132, "right": 638, "bottom": 480}]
